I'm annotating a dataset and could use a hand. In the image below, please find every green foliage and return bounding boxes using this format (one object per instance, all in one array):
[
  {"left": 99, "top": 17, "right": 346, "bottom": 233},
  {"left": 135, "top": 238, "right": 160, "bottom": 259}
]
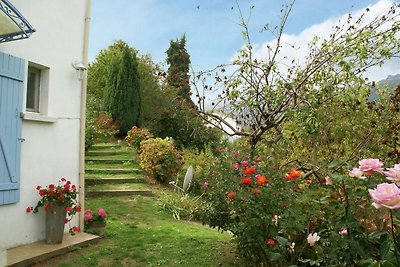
[
  {"left": 103, "top": 45, "right": 141, "bottom": 135},
  {"left": 195, "top": 2, "right": 400, "bottom": 147},
  {"left": 159, "top": 190, "right": 204, "bottom": 221},
  {"left": 166, "top": 34, "right": 192, "bottom": 102},
  {"left": 139, "top": 137, "right": 184, "bottom": 183},
  {"left": 125, "top": 126, "right": 154, "bottom": 150},
  {"left": 85, "top": 109, "right": 119, "bottom": 150},
  {"left": 152, "top": 88, "right": 222, "bottom": 149}
]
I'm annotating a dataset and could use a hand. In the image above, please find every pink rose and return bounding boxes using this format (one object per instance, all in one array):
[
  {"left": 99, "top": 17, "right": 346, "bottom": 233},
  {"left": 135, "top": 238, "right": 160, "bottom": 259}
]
[
  {"left": 339, "top": 229, "right": 348, "bottom": 237},
  {"left": 384, "top": 164, "right": 400, "bottom": 184},
  {"left": 233, "top": 162, "right": 239, "bottom": 170},
  {"left": 325, "top": 176, "right": 333, "bottom": 185},
  {"left": 307, "top": 233, "right": 320, "bottom": 246},
  {"left": 359, "top": 159, "right": 383, "bottom": 176},
  {"left": 348, "top": 167, "right": 365, "bottom": 179},
  {"left": 241, "top": 161, "right": 249, "bottom": 168},
  {"left": 232, "top": 151, "right": 239, "bottom": 159},
  {"left": 368, "top": 183, "right": 400, "bottom": 209}
]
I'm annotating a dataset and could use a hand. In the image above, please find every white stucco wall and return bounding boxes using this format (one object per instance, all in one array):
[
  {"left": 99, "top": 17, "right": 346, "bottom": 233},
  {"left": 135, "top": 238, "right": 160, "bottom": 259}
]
[{"left": 0, "top": 0, "right": 87, "bottom": 249}]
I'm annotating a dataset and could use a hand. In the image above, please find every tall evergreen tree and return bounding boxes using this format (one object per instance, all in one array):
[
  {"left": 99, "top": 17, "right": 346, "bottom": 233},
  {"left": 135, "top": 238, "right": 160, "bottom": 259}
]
[
  {"left": 103, "top": 46, "right": 141, "bottom": 135},
  {"left": 166, "top": 35, "right": 192, "bottom": 102}
]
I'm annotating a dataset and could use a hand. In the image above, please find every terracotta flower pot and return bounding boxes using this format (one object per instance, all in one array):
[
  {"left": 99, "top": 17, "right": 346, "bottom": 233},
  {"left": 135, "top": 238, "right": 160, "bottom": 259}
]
[{"left": 86, "top": 221, "right": 106, "bottom": 237}]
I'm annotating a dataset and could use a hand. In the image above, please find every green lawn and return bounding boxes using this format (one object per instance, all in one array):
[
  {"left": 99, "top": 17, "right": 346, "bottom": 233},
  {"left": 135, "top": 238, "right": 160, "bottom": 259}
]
[
  {"left": 39, "top": 193, "right": 238, "bottom": 266},
  {"left": 86, "top": 183, "right": 150, "bottom": 191}
]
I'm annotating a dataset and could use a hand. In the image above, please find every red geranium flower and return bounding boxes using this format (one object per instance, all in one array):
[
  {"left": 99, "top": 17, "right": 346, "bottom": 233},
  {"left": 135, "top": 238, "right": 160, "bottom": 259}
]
[
  {"left": 26, "top": 207, "right": 33, "bottom": 213},
  {"left": 244, "top": 167, "right": 255, "bottom": 175},
  {"left": 72, "top": 226, "right": 80, "bottom": 232},
  {"left": 65, "top": 218, "right": 69, "bottom": 224},
  {"left": 65, "top": 207, "right": 73, "bottom": 213},
  {"left": 226, "top": 191, "right": 236, "bottom": 199},
  {"left": 36, "top": 185, "right": 41, "bottom": 190},
  {"left": 76, "top": 205, "right": 81, "bottom": 212},
  {"left": 44, "top": 204, "right": 51, "bottom": 211},
  {"left": 39, "top": 189, "right": 46, "bottom": 196},
  {"left": 242, "top": 177, "right": 252, "bottom": 186}
]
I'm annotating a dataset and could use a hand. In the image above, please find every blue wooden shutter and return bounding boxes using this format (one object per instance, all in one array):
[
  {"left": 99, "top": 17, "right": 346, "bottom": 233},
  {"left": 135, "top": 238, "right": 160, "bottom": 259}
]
[{"left": 0, "top": 52, "right": 24, "bottom": 205}]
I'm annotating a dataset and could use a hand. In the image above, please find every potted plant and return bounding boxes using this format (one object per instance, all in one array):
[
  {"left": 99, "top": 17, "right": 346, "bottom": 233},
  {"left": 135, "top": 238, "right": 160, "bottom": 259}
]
[
  {"left": 84, "top": 208, "right": 107, "bottom": 237},
  {"left": 26, "top": 178, "right": 81, "bottom": 244}
]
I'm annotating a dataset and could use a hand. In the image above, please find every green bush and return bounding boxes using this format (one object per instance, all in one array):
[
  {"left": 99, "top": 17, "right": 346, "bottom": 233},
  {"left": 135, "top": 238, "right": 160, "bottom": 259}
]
[
  {"left": 125, "top": 126, "right": 153, "bottom": 150},
  {"left": 85, "top": 112, "right": 119, "bottom": 150},
  {"left": 139, "top": 137, "right": 184, "bottom": 183}
]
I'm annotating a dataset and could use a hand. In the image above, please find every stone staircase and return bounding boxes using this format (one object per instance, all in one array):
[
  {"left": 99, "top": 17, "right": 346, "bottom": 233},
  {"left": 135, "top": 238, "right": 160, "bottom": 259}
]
[{"left": 85, "top": 143, "right": 153, "bottom": 197}]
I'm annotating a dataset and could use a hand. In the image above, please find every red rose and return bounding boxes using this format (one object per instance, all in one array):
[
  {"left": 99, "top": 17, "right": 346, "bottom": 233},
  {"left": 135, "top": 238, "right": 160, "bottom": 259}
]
[
  {"left": 44, "top": 204, "right": 51, "bottom": 211},
  {"left": 65, "top": 218, "right": 69, "bottom": 224},
  {"left": 257, "top": 175, "right": 267, "bottom": 185},
  {"left": 72, "top": 226, "right": 80, "bottom": 232},
  {"left": 306, "top": 179, "right": 312, "bottom": 185},
  {"left": 36, "top": 185, "right": 41, "bottom": 190},
  {"left": 242, "top": 177, "right": 251, "bottom": 186},
  {"left": 60, "top": 177, "right": 66, "bottom": 182},
  {"left": 252, "top": 188, "right": 260, "bottom": 195},
  {"left": 26, "top": 207, "right": 33, "bottom": 213},
  {"left": 76, "top": 206, "right": 81, "bottom": 212},
  {"left": 266, "top": 239, "right": 275, "bottom": 246},
  {"left": 244, "top": 167, "right": 255, "bottom": 175},
  {"left": 226, "top": 191, "right": 236, "bottom": 199}
]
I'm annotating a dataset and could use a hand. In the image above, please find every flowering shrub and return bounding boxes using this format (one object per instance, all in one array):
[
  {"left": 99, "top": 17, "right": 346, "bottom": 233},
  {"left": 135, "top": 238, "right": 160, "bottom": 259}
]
[
  {"left": 125, "top": 126, "right": 154, "bottom": 150},
  {"left": 139, "top": 137, "right": 184, "bottom": 183},
  {"left": 84, "top": 208, "right": 107, "bottom": 228},
  {"left": 195, "top": 146, "right": 321, "bottom": 265},
  {"left": 189, "top": 144, "right": 400, "bottom": 266},
  {"left": 26, "top": 178, "right": 81, "bottom": 234}
]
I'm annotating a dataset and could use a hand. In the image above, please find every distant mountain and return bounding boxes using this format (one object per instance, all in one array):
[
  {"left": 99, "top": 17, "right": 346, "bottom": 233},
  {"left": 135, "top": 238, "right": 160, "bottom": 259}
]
[
  {"left": 369, "top": 73, "right": 400, "bottom": 101},
  {"left": 376, "top": 73, "right": 400, "bottom": 90}
]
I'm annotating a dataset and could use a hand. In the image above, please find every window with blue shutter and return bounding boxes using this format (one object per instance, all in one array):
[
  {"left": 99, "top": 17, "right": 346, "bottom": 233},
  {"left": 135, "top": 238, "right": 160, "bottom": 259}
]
[{"left": 0, "top": 52, "right": 24, "bottom": 205}]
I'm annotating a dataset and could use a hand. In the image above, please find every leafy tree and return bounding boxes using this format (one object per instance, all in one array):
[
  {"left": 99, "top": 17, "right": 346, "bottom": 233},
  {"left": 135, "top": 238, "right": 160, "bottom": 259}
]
[
  {"left": 194, "top": 2, "right": 400, "bottom": 148},
  {"left": 166, "top": 35, "right": 192, "bottom": 102},
  {"left": 103, "top": 45, "right": 141, "bottom": 135}
]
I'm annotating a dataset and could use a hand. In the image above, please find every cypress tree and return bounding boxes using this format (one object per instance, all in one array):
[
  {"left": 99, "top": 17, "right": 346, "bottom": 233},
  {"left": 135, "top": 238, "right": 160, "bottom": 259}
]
[
  {"left": 166, "top": 35, "right": 192, "bottom": 102},
  {"left": 103, "top": 46, "right": 141, "bottom": 135}
]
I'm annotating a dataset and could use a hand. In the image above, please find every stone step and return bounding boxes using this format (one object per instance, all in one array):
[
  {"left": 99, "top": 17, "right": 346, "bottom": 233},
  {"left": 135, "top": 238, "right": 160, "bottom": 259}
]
[
  {"left": 85, "top": 168, "right": 141, "bottom": 174},
  {"left": 90, "top": 144, "right": 121, "bottom": 150},
  {"left": 85, "top": 177, "right": 146, "bottom": 185},
  {"left": 85, "top": 158, "right": 134, "bottom": 164},
  {"left": 85, "top": 151, "right": 123, "bottom": 156},
  {"left": 7, "top": 233, "right": 99, "bottom": 267},
  {"left": 86, "top": 190, "right": 153, "bottom": 197}
]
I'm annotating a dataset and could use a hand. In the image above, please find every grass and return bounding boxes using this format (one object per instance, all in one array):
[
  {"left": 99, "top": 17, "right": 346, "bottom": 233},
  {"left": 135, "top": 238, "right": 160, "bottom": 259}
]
[
  {"left": 86, "top": 183, "right": 150, "bottom": 191},
  {"left": 85, "top": 162, "right": 141, "bottom": 170},
  {"left": 85, "top": 173, "right": 143, "bottom": 179},
  {"left": 38, "top": 194, "right": 238, "bottom": 266}
]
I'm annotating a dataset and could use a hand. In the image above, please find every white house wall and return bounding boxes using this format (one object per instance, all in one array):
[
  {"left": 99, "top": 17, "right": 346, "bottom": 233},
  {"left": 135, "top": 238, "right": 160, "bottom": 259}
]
[{"left": 0, "top": 0, "right": 86, "bottom": 249}]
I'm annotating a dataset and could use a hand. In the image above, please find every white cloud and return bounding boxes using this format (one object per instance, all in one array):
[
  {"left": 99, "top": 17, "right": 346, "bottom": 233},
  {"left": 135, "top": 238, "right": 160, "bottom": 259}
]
[{"left": 248, "top": 0, "right": 399, "bottom": 82}]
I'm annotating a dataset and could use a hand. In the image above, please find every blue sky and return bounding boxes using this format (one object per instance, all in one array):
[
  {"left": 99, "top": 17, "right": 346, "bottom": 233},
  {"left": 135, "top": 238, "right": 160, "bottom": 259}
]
[{"left": 89, "top": 0, "right": 399, "bottom": 81}]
